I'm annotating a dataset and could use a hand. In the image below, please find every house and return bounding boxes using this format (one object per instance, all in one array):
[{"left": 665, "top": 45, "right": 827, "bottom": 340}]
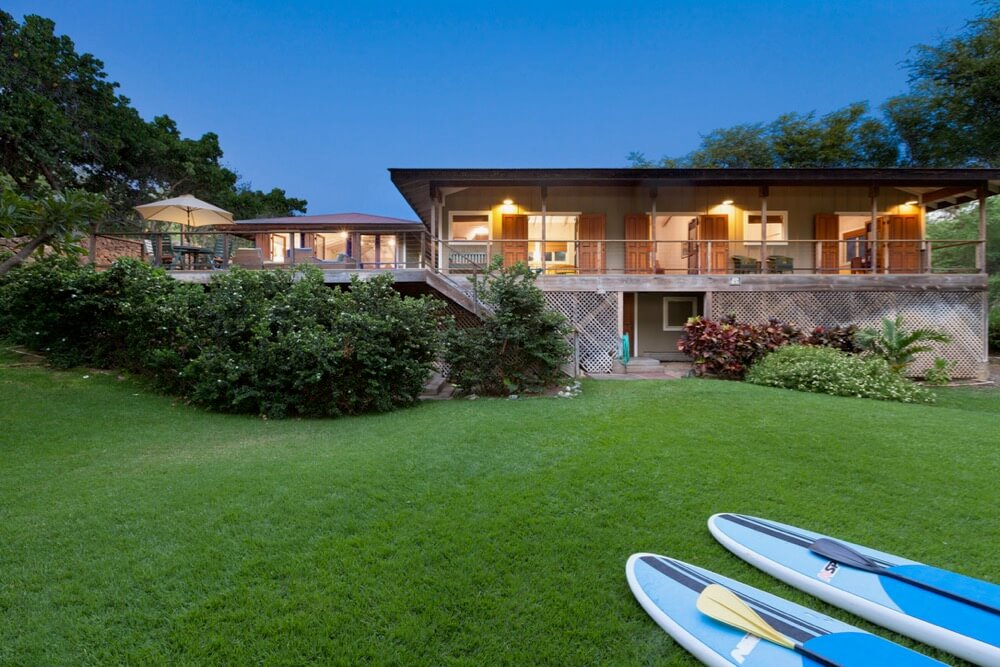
[{"left": 387, "top": 168, "right": 997, "bottom": 379}]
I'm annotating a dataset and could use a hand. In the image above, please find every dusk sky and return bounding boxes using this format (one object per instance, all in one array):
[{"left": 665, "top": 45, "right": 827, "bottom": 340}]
[{"left": 7, "top": 1, "right": 983, "bottom": 219}]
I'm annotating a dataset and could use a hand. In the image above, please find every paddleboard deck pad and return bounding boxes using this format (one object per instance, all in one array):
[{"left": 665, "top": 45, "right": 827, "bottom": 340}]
[
  {"left": 626, "top": 553, "right": 943, "bottom": 666},
  {"left": 709, "top": 514, "right": 1000, "bottom": 666}
]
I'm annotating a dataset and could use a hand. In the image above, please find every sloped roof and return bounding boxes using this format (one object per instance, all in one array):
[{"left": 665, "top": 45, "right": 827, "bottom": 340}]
[{"left": 233, "top": 212, "right": 421, "bottom": 227}]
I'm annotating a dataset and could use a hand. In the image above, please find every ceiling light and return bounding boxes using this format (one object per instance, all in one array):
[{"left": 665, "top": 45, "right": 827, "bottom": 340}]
[{"left": 722, "top": 199, "right": 734, "bottom": 206}]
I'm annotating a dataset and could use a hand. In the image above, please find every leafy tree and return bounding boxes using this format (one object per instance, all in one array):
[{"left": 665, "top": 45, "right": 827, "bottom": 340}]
[
  {"left": 925, "top": 199, "right": 1000, "bottom": 275},
  {"left": 0, "top": 176, "right": 108, "bottom": 277},
  {"left": 629, "top": 102, "right": 898, "bottom": 168},
  {"left": 443, "top": 258, "right": 572, "bottom": 395},
  {"left": 885, "top": 4, "right": 1000, "bottom": 166},
  {"left": 0, "top": 11, "right": 307, "bottom": 220}
]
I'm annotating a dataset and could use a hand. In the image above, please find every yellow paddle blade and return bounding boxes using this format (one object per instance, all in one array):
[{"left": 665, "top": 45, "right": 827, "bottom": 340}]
[{"left": 697, "top": 584, "right": 796, "bottom": 650}]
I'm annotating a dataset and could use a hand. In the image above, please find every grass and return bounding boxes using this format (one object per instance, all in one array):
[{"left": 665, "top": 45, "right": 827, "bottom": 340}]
[{"left": 1, "top": 351, "right": 997, "bottom": 665}]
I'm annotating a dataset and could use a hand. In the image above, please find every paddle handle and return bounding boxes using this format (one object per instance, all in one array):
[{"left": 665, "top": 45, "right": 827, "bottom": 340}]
[
  {"left": 883, "top": 569, "right": 1000, "bottom": 616},
  {"left": 795, "top": 643, "right": 845, "bottom": 667}
]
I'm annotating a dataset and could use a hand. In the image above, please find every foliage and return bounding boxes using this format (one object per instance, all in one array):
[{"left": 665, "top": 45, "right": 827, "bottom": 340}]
[
  {"left": 989, "top": 306, "right": 1000, "bottom": 352},
  {"left": 0, "top": 11, "right": 306, "bottom": 219},
  {"left": 923, "top": 357, "right": 955, "bottom": 386},
  {"left": 802, "top": 324, "right": 860, "bottom": 353},
  {"left": 628, "top": 102, "right": 899, "bottom": 168},
  {"left": 0, "top": 179, "right": 110, "bottom": 276},
  {"left": 0, "top": 256, "right": 200, "bottom": 369},
  {"left": 677, "top": 316, "right": 807, "bottom": 379},
  {"left": 0, "top": 259, "right": 442, "bottom": 418},
  {"left": 925, "top": 199, "right": 1000, "bottom": 274},
  {"left": 746, "top": 345, "right": 934, "bottom": 403},
  {"left": 885, "top": 4, "right": 1000, "bottom": 166},
  {"left": 855, "top": 315, "right": 951, "bottom": 374},
  {"left": 182, "top": 269, "right": 442, "bottom": 418},
  {"left": 443, "top": 258, "right": 572, "bottom": 395}
]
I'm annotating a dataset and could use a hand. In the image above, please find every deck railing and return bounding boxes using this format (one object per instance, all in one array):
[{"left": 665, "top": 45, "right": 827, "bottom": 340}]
[{"left": 88, "top": 230, "right": 985, "bottom": 276}]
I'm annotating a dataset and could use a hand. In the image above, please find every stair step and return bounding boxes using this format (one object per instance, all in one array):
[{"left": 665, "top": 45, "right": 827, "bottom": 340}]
[{"left": 626, "top": 357, "right": 661, "bottom": 368}]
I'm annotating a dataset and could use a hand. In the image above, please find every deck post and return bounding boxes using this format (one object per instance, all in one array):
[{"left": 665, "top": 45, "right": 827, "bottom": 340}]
[
  {"left": 541, "top": 186, "right": 547, "bottom": 274},
  {"left": 650, "top": 187, "right": 657, "bottom": 273},
  {"left": 436, "top": 197, "right": 444, "bottom": 273},
  {"left": 978, "top": 187, "right": 987, "bottom": 273},
  {"left": 430, "top": 197, "right": 437, "bottom": 271},
  {"left": 870, "top": 186, "right": 879, "bottom": 274},
  {"left": 760, "top": 186, "right": 769, "bottom": 274}
]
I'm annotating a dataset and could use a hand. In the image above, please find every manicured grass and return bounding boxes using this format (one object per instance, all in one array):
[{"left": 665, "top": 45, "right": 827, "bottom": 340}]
[{"left": 1, "top": 354, "right": 997, "bottom": 665}]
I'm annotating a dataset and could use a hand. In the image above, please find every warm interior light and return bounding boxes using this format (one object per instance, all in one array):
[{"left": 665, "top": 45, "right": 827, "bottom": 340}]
[
  {"left": 904, "top": 200, "right": 919, "bottom": 206},
  {"left": 339, "top": 231, "right": 349, "bottom": 239},
  {"left": 500, "top": 198, "right": 517, "bottom": 214},
  {"left": 388, "top": 237, "right": 396, "bottom": 246},
  {"left": 722, "top": 199, "right": 734, "bottom": 206},
  {"left": 503, "top": 198, "right": 514, "bottom": 206}
]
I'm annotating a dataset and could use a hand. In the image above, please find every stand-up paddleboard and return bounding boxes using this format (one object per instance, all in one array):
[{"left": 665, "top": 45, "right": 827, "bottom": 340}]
[
  {"left": 626, "top": 553, "right": 943, "bottom": 666},
  {"left": 709, "top": 514, "right": 1000, "bottom": 666}
]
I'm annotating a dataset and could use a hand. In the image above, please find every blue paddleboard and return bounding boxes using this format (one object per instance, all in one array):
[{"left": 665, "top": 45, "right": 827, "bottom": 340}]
[
  {"left": 709, "top": 514, "right": 1000, "bottom": 666},
  {"left": 626, "top": 553, "right": 943, "bottom": 666}
]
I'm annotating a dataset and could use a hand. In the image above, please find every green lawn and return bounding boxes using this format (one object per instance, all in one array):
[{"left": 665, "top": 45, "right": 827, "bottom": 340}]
[{"left": 1, "top": 353, "right": 998, "bottom": 666}]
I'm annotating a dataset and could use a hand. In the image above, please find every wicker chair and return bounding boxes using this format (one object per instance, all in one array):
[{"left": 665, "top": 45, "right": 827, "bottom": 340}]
[{"left": 731, "top": 255, "right": 760, "bottom": 274}]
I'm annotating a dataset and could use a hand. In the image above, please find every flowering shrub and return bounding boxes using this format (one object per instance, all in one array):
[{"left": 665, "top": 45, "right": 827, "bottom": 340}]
[
  {"left": 746, "top": 345, "right": 934, "bottom": 403},
  {"left": 677, "top": 316, "right": 804, "bottom": 379}
]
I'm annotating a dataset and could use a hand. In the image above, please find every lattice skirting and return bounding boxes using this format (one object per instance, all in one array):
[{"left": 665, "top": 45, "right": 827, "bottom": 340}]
[
  {"left": 543, "top": 292, "right": 619, "bottom": 374},
  {"left": 711, "top": 291, "right": 987, "bottom": 379}
]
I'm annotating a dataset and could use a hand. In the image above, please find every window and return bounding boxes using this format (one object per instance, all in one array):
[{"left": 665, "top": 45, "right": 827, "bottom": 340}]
[
  {"left": 360, "top": 234, "right": 397, "bottom": 267},
  {"left": 527, "top": 214, "right": 578, "bottom": 267},
  {"left": 743, "top": 211, "right": 788, "bottom": 245},
  {"left": 663, "top": 297, "right": 698, "bottom": 330},
  {"left": 450, "top": 212, "right": 491, "bottom": 240}
]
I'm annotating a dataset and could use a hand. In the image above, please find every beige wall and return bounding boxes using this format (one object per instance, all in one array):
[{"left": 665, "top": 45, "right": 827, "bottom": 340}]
[
  {"left": 634, "top": 292, "right": 702, "bottom": 360},
  {"left": 442, "top": 184, "right": 918, "bottom": 272}
]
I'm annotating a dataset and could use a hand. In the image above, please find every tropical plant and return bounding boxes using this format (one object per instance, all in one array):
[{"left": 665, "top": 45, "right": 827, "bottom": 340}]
[
  {"left": 923, "top": 357, "right": 955, "bottom": 386},
  {"left": 746, "top": 345, "right": 934, "bottom": 404},
  {"left": 442, "top": 258, "right": 572, "bottom": 395},
  {"left": 855, "top": 315, "right": 951, "bottom": 373}
]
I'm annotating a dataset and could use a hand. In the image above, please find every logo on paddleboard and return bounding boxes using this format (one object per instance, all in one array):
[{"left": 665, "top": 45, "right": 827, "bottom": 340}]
[
  {"left": 817, "top": 560, "right": 839, "bottom": 582},
  {"left": 730, "top": 633, "right": 760, "bottom": 664}
]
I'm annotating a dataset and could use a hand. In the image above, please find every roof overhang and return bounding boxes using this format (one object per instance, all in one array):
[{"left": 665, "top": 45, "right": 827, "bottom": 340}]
[{"left": 389, "top": 168, "right": 1000, "bottom": 224}]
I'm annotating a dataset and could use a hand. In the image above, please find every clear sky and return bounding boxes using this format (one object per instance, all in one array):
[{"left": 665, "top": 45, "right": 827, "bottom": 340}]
[{"left": 6, "top": 0, "right": 981, "bottom": 219}]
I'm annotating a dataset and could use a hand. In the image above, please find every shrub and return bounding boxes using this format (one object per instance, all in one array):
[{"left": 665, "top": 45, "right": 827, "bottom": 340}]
[
  {"left": 803, "top": 324, "right": 859, "bottom": 353},
  {"left": 923, "top": 357, "right": 955, "bottom": 386},
  {"left": 746, "top": 345, "right": 934, "bottom": 403},
  {"left": 443, "top": 259, "right": 571, "bottom": 395},
  {"left": 182, "top": 268, "right": 443, "bottom": 418},
  {"left": 855, "top": 314, "right": 951, "bottom": 374},
  {"left": 989, "top": 306, "right": 1000, "bottom": 353},
  {"left": 677, "top": 316, "right": 804, "bottom": 379}
]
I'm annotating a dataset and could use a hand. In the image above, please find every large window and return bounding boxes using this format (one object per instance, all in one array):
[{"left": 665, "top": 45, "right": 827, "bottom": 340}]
[
  {"left": 360, "top": 234, "right": 397, "bottom": 267},
  {"left": 743, "top": 211, "right": 788, "bottom": 245},
  {"left": 450, "top": 212, "right": 491, "bottom": 241},
  {"left": 663, "top": 297, "right": 698, "bottom": 331},
  {"left": 528, "top": 214, "right": 578, "bottom": 268}
]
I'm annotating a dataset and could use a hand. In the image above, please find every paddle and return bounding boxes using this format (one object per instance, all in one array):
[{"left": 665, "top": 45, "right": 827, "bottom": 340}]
[
  {"left": 697, "top": 584, "right": 844, "bottom": 667},
  {"left": 809, "top": 538, "right": 1000, "bottom": 616}
]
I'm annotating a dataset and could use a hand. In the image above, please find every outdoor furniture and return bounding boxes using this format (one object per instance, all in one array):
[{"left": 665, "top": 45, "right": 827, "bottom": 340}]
[
  {"left": 212, "top": 237, "right": 235, "bottom": 268},
  {"left": 321, "top": 253, "right": 359, "bottom": 269},
  {"left": 289, "top": 247, "right": 319, "bottom": 265},
  {"left": 173, "top": 244, "right": 214, "bottom": 270},
  {"left": 731, "top": 255, "right": 760, "bottom": 274},
  {"left": 232, "top": 247, "right": 265, "bottom": 270},
  {"left": 158, "top": 236, "right": 176, "bottom": 268},
  {"left": 766, "top": 255, "right": 794, "bottom": 273}
]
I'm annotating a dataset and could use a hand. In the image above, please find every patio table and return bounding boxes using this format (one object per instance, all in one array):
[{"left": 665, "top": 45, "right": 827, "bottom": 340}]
[{"left": 173, "top": 244, "right": 214, "bottom": 270}]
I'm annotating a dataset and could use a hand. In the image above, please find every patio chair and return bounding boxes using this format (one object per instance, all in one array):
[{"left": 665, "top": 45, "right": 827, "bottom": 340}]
[
  {"left": 232, "top": 247, "right": 265, "bottom": 270},
  {"left": 766, "top": 255, "right": 794, "bottom": 274},
  {"left": 211, "top": 237, "right": 237, "bottom": 268},
  {"left": 289, "top": 247, "right": 319, "bottom": 265},
  {"left": 731, "top": 255, "right": 760, "bottom": 274},
  {"left": 158, "top": 236, "right": 175, "bottom": 268},
  {"left": 325, "top": 253, "right": 359, "bottom": 269}
]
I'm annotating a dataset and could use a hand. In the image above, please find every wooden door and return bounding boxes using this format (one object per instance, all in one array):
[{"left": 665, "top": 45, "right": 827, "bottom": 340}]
[
  {"left": 698, "top": 215, "right": 729, "bottom": 274},
  {"left": 622, "top": 292, "right": 635, "bottom": 353},
  {"left": 578, "top": 213, "right": 605, "bottom": 273},
  {"left": 625, "top": 214, "right": 652, "bottom": 273},
  {"left": 886, "top": 215, "right": 920, "bottom": 274},
  {"left": 501, "top": 214, "right": 529, "bottom": 267},
  {"left": 815, "top": 213, "right": 839, "bottom": 273}
]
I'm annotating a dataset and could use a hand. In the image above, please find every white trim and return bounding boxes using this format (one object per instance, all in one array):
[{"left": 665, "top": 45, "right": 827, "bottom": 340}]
[
  {"left": 743, "top": 210, "right": 788, "bottom": 245},
  {"left": 663, "top": 296, "right": 698, "bottom": 331},
  {"left": 707, "top": 514, "right": 1000, "bottom": 667}
]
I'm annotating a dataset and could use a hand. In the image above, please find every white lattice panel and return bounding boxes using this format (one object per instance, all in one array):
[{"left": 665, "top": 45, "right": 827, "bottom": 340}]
[
  {"left": 544, "top": 291, "right": 618, "bottom": 374},
  {"left": 711, "top": 291, "right": 986, "bottom": 379}
]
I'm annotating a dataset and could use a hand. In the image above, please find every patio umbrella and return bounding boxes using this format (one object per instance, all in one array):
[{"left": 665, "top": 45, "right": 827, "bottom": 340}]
[{"left": 133, "top": 194, "right": 233, "bottom": 231}]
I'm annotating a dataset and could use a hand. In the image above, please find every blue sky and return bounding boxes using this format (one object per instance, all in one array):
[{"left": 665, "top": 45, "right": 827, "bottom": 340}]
[{"left": 7, "top": 1, "right": 981, "bottom": 219}]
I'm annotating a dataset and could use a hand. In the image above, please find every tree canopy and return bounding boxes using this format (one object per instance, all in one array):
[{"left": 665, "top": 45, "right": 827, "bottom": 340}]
[
  {"left": 629, "top": 4, "right": 1000, "bottom": 169},
  {"left": 0, "top": 11, "right": 307, "bottom": 220}
]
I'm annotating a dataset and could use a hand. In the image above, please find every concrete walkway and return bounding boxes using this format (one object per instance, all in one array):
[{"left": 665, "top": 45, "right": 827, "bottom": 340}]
[{"left": 588, "top": 361, "right": 692, "bottom": 381}]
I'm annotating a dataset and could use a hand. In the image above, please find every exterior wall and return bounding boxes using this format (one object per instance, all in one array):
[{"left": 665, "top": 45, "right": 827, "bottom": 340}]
[
  {"left": 441, "top": 185, "right": 916, "bottom": 273},
  {"left": 634, "top": 292, "right": 702, "bottom": 360},
  {"left": 90, "top": 235, "right": 143, "bottom": 266}
]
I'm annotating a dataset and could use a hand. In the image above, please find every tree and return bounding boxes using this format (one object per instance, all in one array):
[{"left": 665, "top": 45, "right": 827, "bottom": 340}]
[
  {"left": 925, "top": 199, "right": 1000, "bottom": 274},
  {"left": 628, "top": 102, "right": 898, "bottom": 168},
  {"left": 885, "top": 4, "right": 1000, "bottom": 166},
  {"left": 0, "top": 177, "right": 109, "bottom": 277},
  {"left": 0, "top": 11, "right": 307, "bottom": 220}
]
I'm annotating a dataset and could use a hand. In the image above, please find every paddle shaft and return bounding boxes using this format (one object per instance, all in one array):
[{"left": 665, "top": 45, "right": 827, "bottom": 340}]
[{"left": 795, "top": 642, "right": 844, "bottom": 667}]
